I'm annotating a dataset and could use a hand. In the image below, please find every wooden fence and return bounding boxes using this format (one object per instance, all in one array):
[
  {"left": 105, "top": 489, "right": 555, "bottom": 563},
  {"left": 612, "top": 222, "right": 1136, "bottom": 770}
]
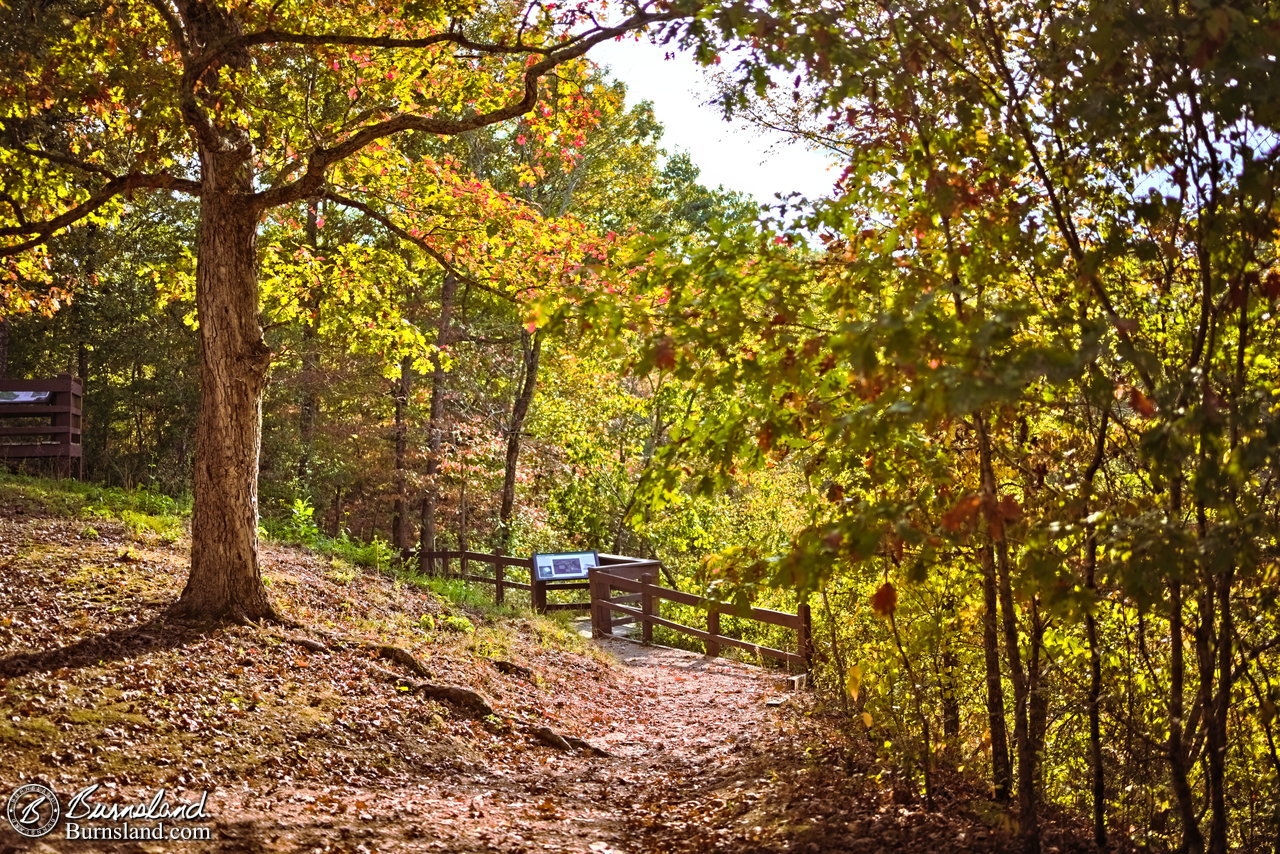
[
  {"left": 589, "top": 567, "right": 813, "bottom": 673},
  {"left": 420, "top": 549, "right": 812, "bottom": 674},
  {"left": 418, "top": 551, "right": 659, "bottom": 613}
]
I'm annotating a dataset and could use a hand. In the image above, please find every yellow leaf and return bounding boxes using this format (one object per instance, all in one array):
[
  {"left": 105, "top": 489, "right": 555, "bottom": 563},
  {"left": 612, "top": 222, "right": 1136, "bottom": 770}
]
[
  {"left": 861, "top": 711, "right": 874, "bottom": 729},
  {"left": 845, "top": 664, "right": 863, "bottom": 701}
]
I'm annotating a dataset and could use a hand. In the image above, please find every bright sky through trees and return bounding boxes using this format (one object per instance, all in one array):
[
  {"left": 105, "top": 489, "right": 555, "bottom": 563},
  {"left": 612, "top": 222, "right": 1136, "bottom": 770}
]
[{"left": 592, "top": 37, "right": 839, "bottom": 204}]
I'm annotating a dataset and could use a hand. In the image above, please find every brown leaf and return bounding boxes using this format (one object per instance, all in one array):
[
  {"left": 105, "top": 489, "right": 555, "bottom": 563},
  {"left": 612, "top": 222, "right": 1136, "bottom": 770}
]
[
  {"left": 870, "top": 582, "right": 897, "bottom": 617},
  {"left": 1127, "top": 387, "right": 1156, "bottom": 418},
  {"left": 941, "top": 494, "right": 982, "bottom": 533},
  {"left": 997, "top": 495, "right": 1022, "bottom": 522},
  {"left": 756, "top": 424, "right": 774, "bottom": 452}
]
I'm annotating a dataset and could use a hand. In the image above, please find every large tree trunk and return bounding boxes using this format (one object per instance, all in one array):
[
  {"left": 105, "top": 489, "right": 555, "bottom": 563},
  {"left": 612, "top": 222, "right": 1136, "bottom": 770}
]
[
  {"left": 172, "top": 149, "right": 276, "bottom": 623},
  {"left": 496, "top": 328, "right": 541, "bottom": 555}
]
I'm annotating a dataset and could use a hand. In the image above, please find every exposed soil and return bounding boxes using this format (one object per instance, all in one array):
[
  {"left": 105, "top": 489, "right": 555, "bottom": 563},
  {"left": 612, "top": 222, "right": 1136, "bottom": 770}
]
[{"left": 0, "top": 491, "right": 1094, "bottom": 853}]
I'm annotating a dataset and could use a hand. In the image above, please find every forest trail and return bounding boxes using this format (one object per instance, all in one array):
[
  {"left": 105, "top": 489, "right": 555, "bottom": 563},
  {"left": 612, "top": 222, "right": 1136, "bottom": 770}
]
[
  {"left": 212, "top": 639, "right": 805, "bottom": 854},
  {"left": 0, "top": 486, "right": 1072, "bottom": 853}
]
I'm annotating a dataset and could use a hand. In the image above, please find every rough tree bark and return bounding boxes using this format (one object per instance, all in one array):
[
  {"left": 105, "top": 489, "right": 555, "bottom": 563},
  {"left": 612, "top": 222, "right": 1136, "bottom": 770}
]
[{"left": 172, "top": 141, "right": 277, "bottom": 622}]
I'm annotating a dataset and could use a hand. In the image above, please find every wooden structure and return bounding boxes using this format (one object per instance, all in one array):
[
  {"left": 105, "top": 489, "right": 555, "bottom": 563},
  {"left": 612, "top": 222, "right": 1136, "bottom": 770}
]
[
  {"left": 0, "top": 373, "right": 83, "bottom": 478},
  {"left": 419, "top": 550, "right": 659, "bottom": 614},
  {"left": 419, "top": 548, "right": 812, "bottom": 675},
  {"left": 589, "top": 566, "right": 813, "bottom": 673}
]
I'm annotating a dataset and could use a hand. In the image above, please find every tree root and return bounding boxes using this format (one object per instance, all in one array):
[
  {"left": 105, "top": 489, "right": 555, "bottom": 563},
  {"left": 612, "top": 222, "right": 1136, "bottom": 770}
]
[
  {"left": 492, "top": 659, "right": 535, "bottom": 680},
  {"left": 367, "top": 665, "right": 495, "bottom": 718},
  {"left": 272, "top": 630, "right": 606, "bottom": 755},
  {"left": 522, "top": 723, "right": 610, "bottom": 757},
  {"left": 372, "top": 644, "right": 433, "bottom": 679}
]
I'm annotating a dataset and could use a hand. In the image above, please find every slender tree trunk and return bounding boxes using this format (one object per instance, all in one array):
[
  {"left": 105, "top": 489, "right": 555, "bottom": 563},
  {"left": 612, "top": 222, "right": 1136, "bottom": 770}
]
[
  {"left": 418, "top": 273, "right": 458, "bottom": 575},
  {"left": 458, "top": 480, "right": 468, "bottom": 555},
  {"left": 996, "top": 532, "right": 1037, "bottom": 853},
  {"left": 1027, "top": 601, "right": 1048, "bottom": 807},
  {"left": 391, "top": 355, "right": 412, "bottom": 550},
  {"left": 1208, "top": 560, "right": 1233, "bottom": 854},
  {"left": 496, "top": 328, "right": 541, "bottom": 555},
  {"left": 1196, "top": 496, "right": 1228, "bottom": 854},
  {"left": 1081, "top": 411, "right": 1109, "bottom": 849},
  {"left": 889, "top": 612, "right": 934, "bottom": 808},
  {"left": 172, "top": 149, "right": 276, "bottom": 622},
  {"left": 939, "top": 643, "right": 962, "bottom": 746},
  {"left": 1168, "top": 479, "right": 1205, "bottom": 853},
  {"left": 821, "top": 586, "right": 853, "bottom": 718},
  {"left": 979, "top": 415, "right": 1037, "bottom": 851},
  {"left": 296, "top": 198, "right": 321, "bottom": 482},
  {"left": 976, "top": 417, "right": 1012, "bottom": 803}
]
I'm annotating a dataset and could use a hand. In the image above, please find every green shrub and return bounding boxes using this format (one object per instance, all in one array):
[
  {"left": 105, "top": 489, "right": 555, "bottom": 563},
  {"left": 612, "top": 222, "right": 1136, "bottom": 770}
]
[{"left": 440, "top": 614, "right": 475, "bottom": 634}]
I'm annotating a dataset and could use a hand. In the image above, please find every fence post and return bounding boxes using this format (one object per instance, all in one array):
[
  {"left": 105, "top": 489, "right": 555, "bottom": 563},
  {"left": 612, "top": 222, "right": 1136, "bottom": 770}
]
[
  {"left": 797, "top": 600, "right": 814, "bottom": 674},
  {"left": 589, "top": 570, "right": 611, "bottom": 638},
  {"left": 532, "top": 575, "right": 547, "bottom": 614},
  {"left": 706, "top": 608, "right": 721, "bottom": 658},
  {"left": 640, "top": 568, "right": 655, "bottom": 644},
  {"left": 495, "top": 561, "right": 505, "bottom": 605}
]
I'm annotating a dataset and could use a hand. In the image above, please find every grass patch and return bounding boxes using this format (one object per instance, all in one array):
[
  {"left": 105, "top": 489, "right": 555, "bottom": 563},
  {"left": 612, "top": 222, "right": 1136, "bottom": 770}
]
[
  {"left": 400, "top": 574, "right": 526, "bottom": 621},
  {"left": 0, "top": 472, "right": 190, "bottom": 521}
]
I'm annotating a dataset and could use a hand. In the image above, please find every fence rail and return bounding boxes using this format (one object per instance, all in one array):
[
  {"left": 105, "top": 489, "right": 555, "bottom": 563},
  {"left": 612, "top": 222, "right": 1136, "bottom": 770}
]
[
  {"left": 418, "top": 549, "right": 811, "bottom": 675},
  {"left": 589, "top": 568, "right": 812, "bottom": 673},
  {"left": 418, "top": 550, "right": 652, "bottom": 612}
]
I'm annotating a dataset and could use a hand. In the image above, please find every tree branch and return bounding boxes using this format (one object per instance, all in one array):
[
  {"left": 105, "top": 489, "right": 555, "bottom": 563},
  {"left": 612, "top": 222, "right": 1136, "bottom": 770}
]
[
  {"left": 253, "top": 3, "right": 684, "bottom": 211},
  {"left": 0, "top": 173, "right": 201, "bottom": 256},
  {"left": 323, "top": 190, "right": 514, "bottom": 301},
  {"left": 0, "top": 140, "right": 117, "bottom": 180}
]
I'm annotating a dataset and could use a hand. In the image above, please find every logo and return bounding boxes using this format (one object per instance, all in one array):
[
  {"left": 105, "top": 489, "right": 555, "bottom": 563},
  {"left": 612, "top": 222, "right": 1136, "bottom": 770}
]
[{"left": 7, "top": 783, "right": 61, "bottom": 838}]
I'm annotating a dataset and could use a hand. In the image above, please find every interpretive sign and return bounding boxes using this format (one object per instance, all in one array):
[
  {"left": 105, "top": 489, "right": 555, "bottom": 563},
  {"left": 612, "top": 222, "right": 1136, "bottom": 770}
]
[{"left": 532, "top": 551, "right": 598, "bottom": 582}]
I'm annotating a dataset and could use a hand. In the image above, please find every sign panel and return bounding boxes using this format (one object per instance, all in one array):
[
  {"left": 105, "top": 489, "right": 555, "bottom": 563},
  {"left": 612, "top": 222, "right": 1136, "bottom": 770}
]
[
  {"left": 532, "top": 551, "right": 599, "bottom": 582},
  {"left": 0, "top": 391, "right": 52, "bottom": 403}
]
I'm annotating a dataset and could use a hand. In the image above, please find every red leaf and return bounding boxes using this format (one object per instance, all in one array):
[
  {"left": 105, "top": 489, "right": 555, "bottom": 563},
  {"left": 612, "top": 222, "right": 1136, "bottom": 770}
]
[
  {"left": 1127, "top": 387, "right": 1156, "bottom": 418},
  {"left": 653, "top": 337, "right": 676, "bottom": 371}
]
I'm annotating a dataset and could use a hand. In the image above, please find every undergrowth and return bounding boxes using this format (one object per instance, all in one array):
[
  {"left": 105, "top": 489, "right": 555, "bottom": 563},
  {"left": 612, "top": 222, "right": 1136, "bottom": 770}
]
[{"left": 0, "top": 474, "right": 588, "bottom": 651}]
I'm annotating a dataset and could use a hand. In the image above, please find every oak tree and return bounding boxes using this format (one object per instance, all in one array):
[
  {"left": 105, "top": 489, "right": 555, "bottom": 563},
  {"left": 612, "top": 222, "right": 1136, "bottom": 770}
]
[{"left": 0, "top": 0, "right": 686, "bottom": 621}]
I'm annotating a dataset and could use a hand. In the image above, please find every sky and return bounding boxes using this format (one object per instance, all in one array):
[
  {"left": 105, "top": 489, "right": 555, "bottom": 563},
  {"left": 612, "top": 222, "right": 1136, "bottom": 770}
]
[{"left": 589, "top": 37, "right": 840, "bottom": 205}]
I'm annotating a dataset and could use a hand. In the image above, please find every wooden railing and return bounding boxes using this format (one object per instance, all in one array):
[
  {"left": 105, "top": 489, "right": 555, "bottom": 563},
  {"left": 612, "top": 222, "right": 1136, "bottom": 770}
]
[
  {"left": 418, "top": 550, "right": 657, "bottom": 613},
  {"left": 589, "top": 567, "right": 813, "bottom": 673}
]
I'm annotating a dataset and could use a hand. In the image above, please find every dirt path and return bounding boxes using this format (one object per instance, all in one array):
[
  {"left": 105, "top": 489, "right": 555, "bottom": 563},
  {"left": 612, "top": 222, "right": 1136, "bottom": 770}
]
[
  {"left": 0, "top": 499, "right": 1071, "bottom": 853},
  {"left": 209, "top": 637, "right": 803, "bottom": 854}
]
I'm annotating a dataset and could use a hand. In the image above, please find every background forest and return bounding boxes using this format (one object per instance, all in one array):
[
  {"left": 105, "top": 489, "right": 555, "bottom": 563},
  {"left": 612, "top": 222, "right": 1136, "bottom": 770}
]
[{"left": 2, "top": 0, "right": 1278, "bottom": 852}]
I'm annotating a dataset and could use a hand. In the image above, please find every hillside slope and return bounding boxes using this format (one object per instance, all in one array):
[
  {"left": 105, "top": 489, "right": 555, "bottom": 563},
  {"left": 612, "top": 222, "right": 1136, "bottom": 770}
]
[{"left": 0, "top": 480, "right": 1090, "bottom": 853}]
